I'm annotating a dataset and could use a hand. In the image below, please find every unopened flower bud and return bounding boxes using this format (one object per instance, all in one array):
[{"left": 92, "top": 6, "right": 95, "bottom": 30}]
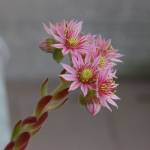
[{"left": 39, "top": 38, "right": 56, "bottom": 53}]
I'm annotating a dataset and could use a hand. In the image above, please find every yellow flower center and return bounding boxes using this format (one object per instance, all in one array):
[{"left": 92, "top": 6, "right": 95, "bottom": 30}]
[
  {"left": 100, "top": 83, "right": 108, "bottom": 93},
  {"left": 99, "top": 80, "right": 115, "bottom": 94},
  {"left": 68, "top": 37, "right": 79, "bottom": 47},
  {"left": 79, "top": 68, "right": 93, "bottom": 83},
  {"left": 99, "top": 56, "right": 106, "bottom": 68}
]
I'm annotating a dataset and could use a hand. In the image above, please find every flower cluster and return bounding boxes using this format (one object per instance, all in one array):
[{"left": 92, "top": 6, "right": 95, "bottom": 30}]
[{"left": 43, "top": 20, "right": 122, "bottom": 116}]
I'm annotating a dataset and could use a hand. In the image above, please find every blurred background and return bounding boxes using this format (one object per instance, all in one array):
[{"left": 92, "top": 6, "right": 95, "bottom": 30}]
[{"left": 0, "top": 0, "right": 150, "bottom": 150}]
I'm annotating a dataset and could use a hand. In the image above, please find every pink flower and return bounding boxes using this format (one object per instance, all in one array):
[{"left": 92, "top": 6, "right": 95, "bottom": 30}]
[
  {"left": 43, "top": 20, "right": 89, "bottom": 55},
  {"left": 85, "top": 68, "right": 119, "bottom": 116},
  {"left": 85, "top": 61, "right": 120, "bottom": 116},
  {"left": 42, "top": 20, "right": 123, "bottom": 116},
  {"left": 96, "top": 69, "right": 120, "bottom": 111},
  {"left": 90, "top": 36, "right": 122, "bottom": 69},
  {"left": 60, "top": 53, "right": 99, "bottom": 96}
]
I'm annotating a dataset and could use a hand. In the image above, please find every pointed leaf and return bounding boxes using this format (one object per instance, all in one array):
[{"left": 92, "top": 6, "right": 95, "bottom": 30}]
[
  {"left": 36, "top": 112, "right": 48, "bottom": 127},
  {"left": 15, "top": 132, "right": 30, "bottom": 150},
  {"left": 53, "top": 88, "right": 69, "bottom": 100},
  {"left": 22, "top": 116, "right": 37, "bottom": 126},
  {"left": 40, "top": 78, "right": 49, "bottom": 97},
  {"left": 4, "top": 142, "right": 15, "bottom": 150},
  {"left": 31, "top": 112, "right": 48, "bottom": 135},
  {"left": 35, "top": 95, "right": 52, "bottom": 117},
  {"left": 47, "top": 98, "right": 68, "bottom": 111},
  {"left": 11, "top": 120, "right": 22, "bottom": 140}
]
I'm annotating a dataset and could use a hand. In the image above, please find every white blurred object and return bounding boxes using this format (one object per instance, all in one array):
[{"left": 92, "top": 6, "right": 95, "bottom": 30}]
[{"left": 0, "top": 37, "right": 10, "bottom": 149}]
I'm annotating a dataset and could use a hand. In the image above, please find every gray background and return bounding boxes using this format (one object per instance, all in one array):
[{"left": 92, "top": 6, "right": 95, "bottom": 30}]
[
  {"left": 0, "top": 0, "right": 150, "bottom": 150},
  {"left": 0, "top": 0, "right": 149, "bottom": 80}
]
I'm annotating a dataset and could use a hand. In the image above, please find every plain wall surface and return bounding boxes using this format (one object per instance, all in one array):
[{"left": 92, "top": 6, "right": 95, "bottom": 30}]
[
  {"left": 0, "top": 38, "right": 10, "bottom": 149},
  {"left": 7, "top": 79, "right": 150, "bottom": 150},
  {"left": 0, "top": 0, "right": 149, "bottom": 80},
  {"left": 0, "top": 1, "right": 150, "bottom": 150}
]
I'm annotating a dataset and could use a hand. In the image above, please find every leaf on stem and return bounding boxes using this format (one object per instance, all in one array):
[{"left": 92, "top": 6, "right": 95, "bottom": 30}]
[
  {"left": 53, "top": 88, "right": 69, "bottom": 100},
  {"left": 31, "top": 112, "right": 48, "bottom": 135},
  {"left": 15, "top": 132, "right": 30, "bottom": 150},
  {"left": 35, "top": 95, "right": 52, "bottom": 117},
  {"left": 11, "top": 120, "right": 22, "bottom": 141},
  {"left": 22, "top": 116, "right": 37, "bottom": 126},
  {"left": 40, "top": 78, "right": 49, "bottom": 97},
  {"left": 4, "top": 142, "right": 15, "bottom": 150},
  {"left": 47, "top": 98, "right": 68, "bottom": 111}
]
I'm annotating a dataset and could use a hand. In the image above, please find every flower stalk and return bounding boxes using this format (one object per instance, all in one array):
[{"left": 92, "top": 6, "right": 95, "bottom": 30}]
[{"left": 4, "top": 79, "right": 69, "bottom": 150}]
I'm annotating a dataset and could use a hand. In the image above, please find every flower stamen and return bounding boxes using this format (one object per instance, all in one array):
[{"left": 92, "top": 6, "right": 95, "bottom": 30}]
[
  {"left": 79, "top": 68, "right": 93, "bottom": 83},
  {"left": 99, "top": 56, "right": 106, "bottom": 68},
  {"left": 68, "top": 37, "right": 79, "bottom": 47},
  {"left": 99, "top": 80, "right": 115, "bottom": 94}
]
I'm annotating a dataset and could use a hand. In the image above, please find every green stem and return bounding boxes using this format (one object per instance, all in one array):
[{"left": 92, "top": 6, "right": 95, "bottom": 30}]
[{"left": 51, "top": 81, "right": 70, "bottom": 96}]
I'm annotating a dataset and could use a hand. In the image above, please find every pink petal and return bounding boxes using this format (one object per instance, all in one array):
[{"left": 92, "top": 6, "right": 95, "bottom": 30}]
[
  {"left": 60, "top": 74, "right": 76, "bottom": 81},
  {"left": 62, "top": 49, "right": 69, "bottom": 55},
  {"left": 74, "top": 21, "right": 83, "bottom": 37},
  {"left": 43, "top": 23, "right": 51, "bottom": 35},
  {"left": 98, "top": 96, "right": 106, "bottom": 106},
  {"left": 92, "top": 56, "right": 100, "bottom": 66},
  {"left": 85, "top": 53, "right": 91, "bottom": 64},
  {"left": 111, "top": 58, "right": 122, "bottom": 62},
  {"left": 100, "top": 68, "right": 109, "bottom": 81},
  {"left": 61, "top": 63, "right": 76, "bottom": 74},
  {"left": 77, "top": 54, "right": 84, "bottom": 66},
  {"left": 106, "top": 39, "right": 111, "bottom": 49},
  {"left": 107, "top": 99, "right": 118, "bottom": 108},
  {"left": 69, "top": 82, "right": 80, "bottom": 91},
  {"left": 86, "top": 102, "right": 101, "bottom": 116},
  {"left": 52, "top": 44, "right": 63, "bottom": 49},
  {"left": 49, "top": 22, "right": 55, "bottom": 30},
  {"left": 50, "top": 29, "right": 63, "bottom": 42},
  {"left": 54, "top": 26, "right": 65, "bottom": 39},
  {"left": 72, "top": 55, "right": 79, "bottom": 68},
  {"left": 104, "top": 101, "right": 112, "bottom": 112},
  {"left": 111, "top": 94, "right": 120, "bottom": 100},
  {"left": 81, "top": 85, "right": 88, "bottom": 96}
]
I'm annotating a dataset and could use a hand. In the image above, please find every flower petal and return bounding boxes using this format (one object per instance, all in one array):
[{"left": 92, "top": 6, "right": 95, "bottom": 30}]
[
  {"left": 69, "top": 82, "right": 80, "bottom": 91},
  {"left": 77, "top": 54, "right": 84, "bottom": 65},
  {"left": 104, "top": 101, "right": 112, "bottom": 112},
  {"left": 85, "top": 53, "right": 91, "bottom": 64},
  {"left": 86, "top": 102, "right": 101, "bottom": 116},
  {"left": 60, "top": 74, "right": 76, "bottom": 81},
  {"left": 81, "top": 85, "right": 88, "bottom": 96},
  {"left": 111, "top": 94, "right": 120, "bottom": 100},
  {"left": 107, "top": 98, "right": 118, "bottom": 108},
  {"left": 52, "top": 44, "right": 63, "bottom": 49},
  {"left": 61, "top": 63, "right": 76, "bottom": 74},
  {"left": 72, "top": 55, "right": 79, "bottom": 68},
  {"left": 74, "top": 21, "right": 83, "bottom": 37},
  {"left": 50, "top": 29, "right": 63, "bottom": 42},
  {"left": 43, "top": 23, "right": 51, "bottom": 35},
  {"left": 62, "top": 49, "right": 69, "bottom": 55}
]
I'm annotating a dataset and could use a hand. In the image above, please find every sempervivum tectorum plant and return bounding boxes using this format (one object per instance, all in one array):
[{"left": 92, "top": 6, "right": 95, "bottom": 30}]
[{"left": 4, "top": 19, "right": 123, "bottom": 150}]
